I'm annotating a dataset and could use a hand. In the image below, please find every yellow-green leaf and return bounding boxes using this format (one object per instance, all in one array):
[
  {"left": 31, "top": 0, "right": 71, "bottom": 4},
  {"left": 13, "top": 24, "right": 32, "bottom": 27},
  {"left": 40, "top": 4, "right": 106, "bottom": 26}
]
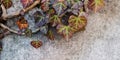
[
  {"left": 88, "top": 0, "right": 105, "bottom": 12},
  {"left": 49, "top": 15, "right": 61, "bottom": 27},
  {"left": 68, "top": 15, "right": 87, "bottom": 32},
  {"left": 3, "top": 0, "right": 13, "bottom": 9},
  {"left": 57, "top": 24, "right": 75, "bottom": 40}
]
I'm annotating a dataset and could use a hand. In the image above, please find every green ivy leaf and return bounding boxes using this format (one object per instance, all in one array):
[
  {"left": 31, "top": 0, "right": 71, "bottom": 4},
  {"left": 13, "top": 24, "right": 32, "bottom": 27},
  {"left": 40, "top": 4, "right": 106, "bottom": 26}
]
[
  {"left": 88, "top": 0, "right": 105, "bottom": 12},
  {"left": 53, "top": 2, "right": 67, "bottom": 15},
  {"left": 68, "top": 15, "right": 87, "bottom": 32},
  {"left": 57, "top": 24, "right": 75, "bottom": 40},
  {"left": 74, "top": 0, "right": 81, "bottom": 3},
  {"left": 24, "top": 29, "right": 32, "bottom": 37},
  {"left": 2, "top": 0, "right": 13, "bottom": 9},
  {"left": 47, "top": 30, "right": 55, "bottom": 40},
  {"left": 54, "top": 2, "right": 66, "bottom": 8},
  {"left": 49, "top": 15, "right": 61, "bottom": 27},
  {"left": 48, "top": 8, "right": 56, "bottom": 16}
]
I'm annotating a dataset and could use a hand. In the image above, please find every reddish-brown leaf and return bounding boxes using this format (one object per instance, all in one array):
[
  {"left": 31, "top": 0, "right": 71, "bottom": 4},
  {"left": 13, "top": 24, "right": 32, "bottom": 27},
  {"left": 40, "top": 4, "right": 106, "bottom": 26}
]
[
  {"left": 40, "top": 0, "right": 50, "bottom": 12},
  {"left": 16, "top": 17, "right": 29, "bottom": 30},
  {"left": 31, "top": 40, "right": 42, "bottom": 49}
]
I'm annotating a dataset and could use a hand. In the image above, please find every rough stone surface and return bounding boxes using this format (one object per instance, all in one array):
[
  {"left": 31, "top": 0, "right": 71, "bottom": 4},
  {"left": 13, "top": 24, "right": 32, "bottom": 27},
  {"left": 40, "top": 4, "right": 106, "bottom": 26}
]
[{"left": 1, "top": 0, "right": 120, "bottom": 60}]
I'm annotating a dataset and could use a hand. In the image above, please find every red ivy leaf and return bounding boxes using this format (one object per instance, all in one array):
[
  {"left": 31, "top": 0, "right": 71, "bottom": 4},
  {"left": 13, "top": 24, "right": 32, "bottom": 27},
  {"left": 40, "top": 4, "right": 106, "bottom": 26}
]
[
  {"left": 40, "top": 0, "right": 50, "bottom": 12},
  {"left": 21, "top": 0, "right": 34, "bottom": 8},
  {"left": 68, "top": 15, "right": 87, "bottom": 32},
  {"left": 88, "top": 0, "right": 105, "bottom": 12},
  {"left": 2, "top": 0, "right": 13, "bottom": 9},
  {"left": 31, "top": 40, "right": 42, "bottom": 49},
  {"left": 16, "top": 17, "right": 29, "bottom": 30}
]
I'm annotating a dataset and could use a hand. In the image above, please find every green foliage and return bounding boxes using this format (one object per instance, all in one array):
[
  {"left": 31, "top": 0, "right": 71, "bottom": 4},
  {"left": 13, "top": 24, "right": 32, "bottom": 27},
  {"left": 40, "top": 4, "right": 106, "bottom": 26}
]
[
  {"left": 49, "top": 15, "right": 61, "bottom": 27},
  {"left": 24, "top": 29, "right": 32, "bottom": 37},
  {"left": 2, "top": 0, "right": 13, "bottom": 9},
  {"left": 26, "top": 0, "right": 105, "bottom": 40},
  {"left": 0, "top": 0, "right": 105, "bottom": 40},
  {"left": 47, "top": 30, "right": 55, "bottom": 40},
  {"left": 68, "top": 15, "right": 87, "bottom": 32},
  {"left": 57, "top": 24, "right": 76, "bottom": 40},
  {"left": 88, "top": 0, "right": 105, "bottom": 12}
]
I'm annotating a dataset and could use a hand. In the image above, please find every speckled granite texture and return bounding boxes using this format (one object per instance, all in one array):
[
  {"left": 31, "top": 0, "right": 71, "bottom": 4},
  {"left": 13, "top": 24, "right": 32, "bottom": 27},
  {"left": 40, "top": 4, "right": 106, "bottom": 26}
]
[{"left": 1, "top": 0, "right": 120, "bottom": 60}]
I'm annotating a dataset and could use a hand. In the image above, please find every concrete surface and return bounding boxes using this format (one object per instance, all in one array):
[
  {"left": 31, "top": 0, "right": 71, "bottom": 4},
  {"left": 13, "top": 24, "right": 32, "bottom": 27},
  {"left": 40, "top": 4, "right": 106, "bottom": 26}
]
[{"left": 1, "top": 0, "right": 120, "bottom": 60}]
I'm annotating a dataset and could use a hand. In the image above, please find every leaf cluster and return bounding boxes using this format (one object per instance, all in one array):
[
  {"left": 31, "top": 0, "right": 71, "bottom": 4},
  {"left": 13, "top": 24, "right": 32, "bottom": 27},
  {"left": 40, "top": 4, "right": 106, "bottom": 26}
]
[
  {"left": 1, "top": 0, "right": 105, "bottom": 40},
  {"left": 33, "top": 0, "right": 105, "bottom": 40}
]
